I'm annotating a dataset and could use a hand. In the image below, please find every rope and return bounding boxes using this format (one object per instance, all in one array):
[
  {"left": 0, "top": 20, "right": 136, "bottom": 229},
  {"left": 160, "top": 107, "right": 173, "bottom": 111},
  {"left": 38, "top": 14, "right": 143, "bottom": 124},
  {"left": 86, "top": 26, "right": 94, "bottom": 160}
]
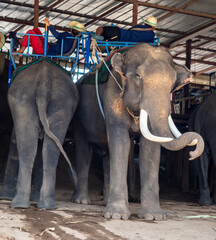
[
  {"left": 92, "top": 39, "right": 139, "bottom": 124},
  {"left": 127, "top": 107, "right": 140, "bottom": 125},
  {"left": 91, "top": 39, "right": 122, "bottom": 90}
]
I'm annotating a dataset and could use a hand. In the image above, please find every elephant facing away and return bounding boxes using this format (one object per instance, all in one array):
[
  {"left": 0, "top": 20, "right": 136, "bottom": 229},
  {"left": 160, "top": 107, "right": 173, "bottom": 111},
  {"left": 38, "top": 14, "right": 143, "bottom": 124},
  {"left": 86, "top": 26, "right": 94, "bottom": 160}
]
[
  {"left": 189, "top": 94, "right": 216, "bottom": 205},
  {"left": 72, "top": 43, "right": 204, "bottom": 220},
  {"left": 7, "top": 58, "right": 79, "bottom": 209}
]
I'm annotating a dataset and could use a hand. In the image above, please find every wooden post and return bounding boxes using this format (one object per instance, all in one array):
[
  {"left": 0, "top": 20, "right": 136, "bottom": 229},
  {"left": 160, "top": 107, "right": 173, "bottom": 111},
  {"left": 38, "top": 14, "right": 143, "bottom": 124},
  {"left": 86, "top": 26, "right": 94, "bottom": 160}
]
[
  {"left": 181, "top": 39, "right": 192, "bottom": 193},
  {"left": 186, "top": 39, "right": 192, "bottom": 70},
  {"left": 132, "top": 1, "right": 138, "bottom": 26},
  {"left": 184, "top": 39, "right": 192, "bottom": 103},
  {"left": 34, "top": 0, "right": 39, "bottom": 28}
]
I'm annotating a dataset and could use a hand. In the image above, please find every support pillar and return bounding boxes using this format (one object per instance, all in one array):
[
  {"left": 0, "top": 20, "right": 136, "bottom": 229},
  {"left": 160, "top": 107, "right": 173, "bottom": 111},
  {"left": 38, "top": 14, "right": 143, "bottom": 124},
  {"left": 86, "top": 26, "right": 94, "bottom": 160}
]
[
  {"left": 34, "top": 0, "right": 39, "bottom": 28},
  {"left": 132, "top": 2, "right": 138, "bottom": 26},
  {"left": 184, "top": 39, "right": 192, "bottom": 100},
  {"left": 181, "top": 39, "right": 192, "bottom": 193}
]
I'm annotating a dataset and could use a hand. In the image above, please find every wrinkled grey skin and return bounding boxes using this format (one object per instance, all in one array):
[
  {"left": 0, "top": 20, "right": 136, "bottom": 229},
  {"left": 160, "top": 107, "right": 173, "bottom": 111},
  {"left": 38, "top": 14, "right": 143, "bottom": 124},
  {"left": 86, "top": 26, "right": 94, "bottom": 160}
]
[
  {"left": 189, "top": 94, "right": 216, "bottom": 205},
  {"left": 7, "top": 59, "right": 79, "bottom": 209},
  {"left": 0, "top": 128, "right": 43, "bottom": 202},
  {"left": 72, "top": 44, "right": 204, "bottom": 220}
]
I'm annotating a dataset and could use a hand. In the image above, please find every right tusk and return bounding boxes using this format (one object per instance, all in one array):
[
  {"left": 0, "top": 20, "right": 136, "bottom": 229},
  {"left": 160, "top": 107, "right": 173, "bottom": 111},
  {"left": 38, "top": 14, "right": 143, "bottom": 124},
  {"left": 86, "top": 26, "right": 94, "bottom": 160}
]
[{"left": 140, "top": 109, "right": 173, "bottom": 143}]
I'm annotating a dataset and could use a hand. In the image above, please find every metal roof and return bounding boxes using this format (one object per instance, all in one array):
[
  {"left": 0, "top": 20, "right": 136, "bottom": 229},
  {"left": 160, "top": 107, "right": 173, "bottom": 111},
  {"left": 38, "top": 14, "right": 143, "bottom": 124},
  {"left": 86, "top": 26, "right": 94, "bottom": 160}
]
[{"left": 0, "top": 0, "right": 216, "bottom": 76}]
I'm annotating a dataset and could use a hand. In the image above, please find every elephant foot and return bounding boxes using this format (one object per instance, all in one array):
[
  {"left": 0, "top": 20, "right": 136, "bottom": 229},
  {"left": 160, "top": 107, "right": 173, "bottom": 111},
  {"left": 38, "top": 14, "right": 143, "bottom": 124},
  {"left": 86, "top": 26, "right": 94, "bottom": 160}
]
[
  {"left": 198, "top": 189, "right": 213, "bottom": 205},
  {"left": 37, "top": 197, "right": 56, "bottom": 210},
  {"left": 198, "top": 196, "right": 212, "bottom": 205},
  {"left": 71, "top": 192, "right": 90, "bottom": 204},
  {"left": 103, "top": 201, "right": 131, "bottom": 220},
  {"left": 138, "top": 204, "right": 166, "bottom": 221},
  {"left": 0, "top": 188, "right": 16, "bottom": 200},
  {"left": 11, "top": 194, "right": 30, "bottom": 209},
  {"left": 213, "top": 190, "right": 216, "bottom": 204},
  {"left": 102, "top": 196, "right": 108, "bottom": 206},
  {"left": 30, "top": 190, "right": 40, "bottom": 202}
]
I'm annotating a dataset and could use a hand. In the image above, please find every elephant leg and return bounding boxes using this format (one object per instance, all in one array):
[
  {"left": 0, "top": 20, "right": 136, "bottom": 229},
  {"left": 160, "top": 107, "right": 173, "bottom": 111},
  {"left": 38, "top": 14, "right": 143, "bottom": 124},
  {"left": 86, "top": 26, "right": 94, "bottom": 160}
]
[
  {"left": 37, "top": 116, "right": 71, "bottom": 210},
  {"left": 213, "top": 167, "right": 216, "bottom": 204},
  {"left": 195, "top": 150, "right": 212, "bottom": 205},
  {"left": 209, "top": 143, "right": 216, "bottom": 204},
  {"left": 138, "top": 137, "right": 165, "bottom": 220},
  {"left": 11, "top": 109, "right": 39, "bottom": 208},
  {"left": 0, "top": 128, "right": 18, "bottom": 200},
  {"left": 30, "top": 140, "right": 43, "bottom": 202},
  {"left": 102, "top": 153, "right": 110, "bottom": 205},
  {"left": 103, "top": 126, "right": 130, "bottom": 220},
  {"left": 72, "top": 122, "right": 92, "bottom": 204}
]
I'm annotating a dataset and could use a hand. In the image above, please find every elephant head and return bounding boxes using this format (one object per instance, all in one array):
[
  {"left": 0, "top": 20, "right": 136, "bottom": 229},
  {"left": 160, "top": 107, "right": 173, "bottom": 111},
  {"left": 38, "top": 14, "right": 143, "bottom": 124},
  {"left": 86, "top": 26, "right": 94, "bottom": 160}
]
[{"left": 111, "top": 43, "right": 204, "bottom": 160}]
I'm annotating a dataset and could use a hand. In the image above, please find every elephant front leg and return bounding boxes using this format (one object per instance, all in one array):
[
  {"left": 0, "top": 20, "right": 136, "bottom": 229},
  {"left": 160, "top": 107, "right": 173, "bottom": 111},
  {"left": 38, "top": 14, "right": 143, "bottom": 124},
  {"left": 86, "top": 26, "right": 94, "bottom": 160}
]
[
  {"left": 103, "top": 126, "right": 131, "bottom": 220},
  {"left": 138, "top": 137, "right": 165, "bottom": 220},
  {"left": 195, "top": 151, "right": 212, "bottom": 205}
]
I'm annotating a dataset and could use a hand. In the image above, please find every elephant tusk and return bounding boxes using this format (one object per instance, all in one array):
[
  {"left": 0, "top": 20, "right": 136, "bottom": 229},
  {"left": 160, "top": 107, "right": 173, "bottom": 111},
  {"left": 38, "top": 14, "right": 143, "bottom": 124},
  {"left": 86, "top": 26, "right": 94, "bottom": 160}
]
[
  {"left": 140, "top": 109, "right": 173, "bottom": 142},
  {"left": 168, "top": 115, "right": 181, "bottom": 138},
  {"left": 168, "top": 115, "right": 198, "bottom": 146}
]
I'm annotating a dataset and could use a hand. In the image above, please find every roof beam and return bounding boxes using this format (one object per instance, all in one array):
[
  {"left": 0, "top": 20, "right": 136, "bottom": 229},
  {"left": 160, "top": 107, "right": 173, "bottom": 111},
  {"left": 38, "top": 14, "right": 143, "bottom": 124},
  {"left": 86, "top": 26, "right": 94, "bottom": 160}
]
[
  {"left": 117, "top": 0, "right": 216, "bottom": 19},
  {"left": 197, "top": 47, "right": 216, "bottom": 53},
  {"left": 0, "top": 0, "right": 188, "bottom": 36},
  {"left": 173, "top": 40, "right": 213, "bottom": 57},
  {"left": 168, "top": 20, "right": 216, "bottom": 48},
  {"left": 195, "top": 66, "right": 216, "bottom": 76},
  {"left": 14, "top": 0, "right": 64, "bottom": 32},
  {"left": 174, "top": 56, "right": 216, "bottom": 66},
  {"left": 158, "top": 0, "right": 200, "bottom": 21},
  {"left": 0, "top": 0, "right": 132, "bottom": 26},
  {"left": 197, "top": 35, "right": 216, "bottom": 41},
  {"left": 85, "top": 2, "right": 127, "bottom": 27},
  {"left": 0, "top": 16, "right": 70, "bottom": 32}
]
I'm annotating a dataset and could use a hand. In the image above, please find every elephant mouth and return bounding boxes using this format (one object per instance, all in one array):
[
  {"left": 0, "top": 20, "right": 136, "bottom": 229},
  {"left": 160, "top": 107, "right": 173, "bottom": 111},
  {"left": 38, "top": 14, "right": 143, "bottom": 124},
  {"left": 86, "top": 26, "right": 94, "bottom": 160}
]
[{"left": 139, "top": 109, "right": 197, "bottom": 146}]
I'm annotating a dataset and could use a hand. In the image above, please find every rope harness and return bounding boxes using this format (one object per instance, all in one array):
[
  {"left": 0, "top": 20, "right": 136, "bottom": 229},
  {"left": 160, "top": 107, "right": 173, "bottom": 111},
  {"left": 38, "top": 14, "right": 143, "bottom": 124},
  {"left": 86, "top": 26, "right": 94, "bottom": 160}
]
[{"left": 92, "top": 39, "right": 139, "bottom": 124}]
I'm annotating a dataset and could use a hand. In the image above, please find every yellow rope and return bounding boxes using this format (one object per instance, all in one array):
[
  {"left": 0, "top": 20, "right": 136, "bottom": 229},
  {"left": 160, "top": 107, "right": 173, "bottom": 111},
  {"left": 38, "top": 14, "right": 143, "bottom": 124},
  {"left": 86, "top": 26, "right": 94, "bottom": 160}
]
[{"left": 91, "top": 38, "right": 123, "bottom": 90}]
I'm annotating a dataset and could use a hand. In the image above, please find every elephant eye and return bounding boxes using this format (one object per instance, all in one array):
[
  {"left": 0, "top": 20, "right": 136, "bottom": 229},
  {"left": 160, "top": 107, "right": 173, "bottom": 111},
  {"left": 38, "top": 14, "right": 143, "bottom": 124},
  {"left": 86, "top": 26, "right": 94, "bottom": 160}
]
[{"left": 136, "top": 74, "right": 141, "bottom": 80}]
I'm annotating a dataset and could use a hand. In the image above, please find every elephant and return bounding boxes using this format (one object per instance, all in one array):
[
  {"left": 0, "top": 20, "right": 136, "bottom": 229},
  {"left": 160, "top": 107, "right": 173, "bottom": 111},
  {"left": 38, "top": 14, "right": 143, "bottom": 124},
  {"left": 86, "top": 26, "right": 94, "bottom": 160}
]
[
  {"left": 7, "top": 57, "right": 79, "bottom": 209},
  {"left": 0, "top": 57, "right": 13, "bottom": 178},
  {"left": 72, "top": 43, "right": 204, "bottom": 220},
  {"left": 189, "top": 93, "right": 216, "bottom": 205}
]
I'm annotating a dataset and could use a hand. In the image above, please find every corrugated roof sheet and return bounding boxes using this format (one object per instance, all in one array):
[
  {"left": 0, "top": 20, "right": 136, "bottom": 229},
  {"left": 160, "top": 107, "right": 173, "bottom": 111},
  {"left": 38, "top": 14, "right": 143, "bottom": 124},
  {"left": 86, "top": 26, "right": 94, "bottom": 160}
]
[{"left": 0, "top": 0, "right": 215, "bottom": 75}]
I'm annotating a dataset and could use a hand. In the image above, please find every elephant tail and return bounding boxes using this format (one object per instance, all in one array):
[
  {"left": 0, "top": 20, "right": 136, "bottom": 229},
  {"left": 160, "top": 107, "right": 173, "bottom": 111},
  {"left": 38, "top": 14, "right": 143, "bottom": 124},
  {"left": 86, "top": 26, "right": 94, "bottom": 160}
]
[{"left": 35, "top": 81, "right": 77, "bottom": 186}]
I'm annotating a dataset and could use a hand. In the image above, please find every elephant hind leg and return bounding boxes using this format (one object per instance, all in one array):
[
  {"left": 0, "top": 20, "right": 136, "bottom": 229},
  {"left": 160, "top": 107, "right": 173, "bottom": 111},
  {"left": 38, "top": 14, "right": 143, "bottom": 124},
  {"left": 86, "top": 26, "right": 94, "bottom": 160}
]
[
  {"left": 37, "top": 108, "right": 73, "bottom": 209},
  {"left": 11, "top": 107, "right": 39, "bottom": 208},
  {"left": 0, "top": 128, "right": 18, "bottom": 200}
]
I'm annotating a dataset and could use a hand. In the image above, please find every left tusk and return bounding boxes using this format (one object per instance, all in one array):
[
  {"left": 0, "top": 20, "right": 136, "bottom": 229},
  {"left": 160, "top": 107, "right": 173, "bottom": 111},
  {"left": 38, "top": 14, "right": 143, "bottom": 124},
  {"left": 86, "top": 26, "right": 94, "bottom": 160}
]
[{"left": 168, "top": 115, "right": 198, "bottom": 146}]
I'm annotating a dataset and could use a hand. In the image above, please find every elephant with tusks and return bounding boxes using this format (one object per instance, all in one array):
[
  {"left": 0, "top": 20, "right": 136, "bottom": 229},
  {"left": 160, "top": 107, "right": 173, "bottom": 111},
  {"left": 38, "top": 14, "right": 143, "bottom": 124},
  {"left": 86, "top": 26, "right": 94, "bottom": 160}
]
[
  {"left": 72, "top": 43, "right": 204, "bottom": 220},
  {"left": 7, "top": 58, "right": 78, "bottom": 210}
]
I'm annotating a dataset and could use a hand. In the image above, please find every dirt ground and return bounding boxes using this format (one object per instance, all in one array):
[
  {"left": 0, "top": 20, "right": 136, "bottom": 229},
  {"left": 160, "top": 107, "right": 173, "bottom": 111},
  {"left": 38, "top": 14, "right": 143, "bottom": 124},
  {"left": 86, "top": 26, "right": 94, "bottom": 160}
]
[{"left": 0, "top": 186, "right": 215, "bottom": 240}]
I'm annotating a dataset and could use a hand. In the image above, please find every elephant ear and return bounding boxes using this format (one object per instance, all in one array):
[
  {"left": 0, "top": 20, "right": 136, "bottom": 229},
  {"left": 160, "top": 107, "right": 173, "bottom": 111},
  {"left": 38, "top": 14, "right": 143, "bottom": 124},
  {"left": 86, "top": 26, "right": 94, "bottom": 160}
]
[
  {"left": 111, "top": 52, "right": 127, "bottom": 95},
  {"left": 172, "top": 63, "right": 192, "bottom": 92}
]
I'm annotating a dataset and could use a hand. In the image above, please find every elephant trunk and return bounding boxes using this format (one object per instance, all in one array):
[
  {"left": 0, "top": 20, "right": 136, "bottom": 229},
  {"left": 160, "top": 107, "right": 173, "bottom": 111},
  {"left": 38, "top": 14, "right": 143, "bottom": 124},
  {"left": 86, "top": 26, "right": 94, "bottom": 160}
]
[
  {"left": 160, "top": 132, "right": 204, "bottom": 160},
  {"left": 139, "top": 109, "right": 204, "bottom": 160}
]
